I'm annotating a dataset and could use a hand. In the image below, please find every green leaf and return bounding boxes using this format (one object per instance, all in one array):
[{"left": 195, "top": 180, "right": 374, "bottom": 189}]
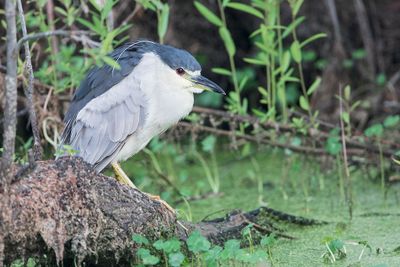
[
  {"left": 306, "top": 77, "right": 321, "bottom": 95},
  {"left": 299, "top": 95, "right": 309, "bottom": 111},
  {"left": 132, "top": 234, "right": 149, "bottom": 245},
  {"left": 281, "top": 51, "right": 291, "bottom": 73},
  {"left": 153, "top": 238, "right": 181, "bottom": 253},
  {"left": 364, "top": 124, "right": 384, "bottom": 137},
  {"left": 226, "top": 3, "right": 263, "bottom": 19},
  {"left": 88, "top": 0, "right": 102, "bottom": 11},
  {"left": 328, "top": 239, "right": 344, "bottom": 253},
  {"left": 352, "top": 49, "right": 366, "bottom": 59},
  {"left": 219, "top": 27, "right": 236, "bottom": 57},
  {"left": 168, "top": 252, "right": 185, "bottom": 267},
  {"left": 289, "top": 0, "right": 304, "bottom": 16},
  {"left": 290, "top": 40, "right": 302, "bottom": 63},
  {"left": 239, "top": 76, "right": 248, "bottom": 90},
  {"left": 258, "top": 86, "right": 268, "bottom": 97},
  {"left": 243, "top": 57, "right": 265, "bottom": 66},
  {"left": 158, "top": 4, "right": 170, "bottom": 41},
  {"left": 222, "top": 0, "right": 231, "bottom": 7},
  {"left": 219, "top": 239, "right": 241, "bottom": 260},
  {"left": 300, "top": 33, "right": 327, "bottom": 47},
  {"left": 376, "top": 73, "right": 386, "bottom": 85},
  {"left": 201, "top": 135, "right": 216, "bottom": 152},
  {"left": 212, "top": 67, "right": 232, "bottom": 76},
  {"left": 342, "top": 59, "right": 353, "bottom": 69},
  {"left": 205, "top": 246, "right": 222, "bottom": 266},
  {"left": 101, "top": 0, "right": 115, "bottom": 21},
  {"left": 344, "top": 85, "right": 351, "bottom": 101},
  {"left": 77, "top": 18, "right": 97, "bottom": 33},
  {"left": 194, "top": 1, "right": 223, "bottom": 27},
  {"left": 260, "top": 233, "right": 276, "bottom": 247},
  {"left": 325, "top": 136, "right": 341, "bottom": 155},
  {"left": 137, "top": 248, "right": 160, "bottom": 265},
  {"left": 54, "top": 7, "right": 67, "bottom": 16},
  {"left": 342, "top": 112, "right": 350, "bottom": 125},
  {"left": 383, "top": 115, "right": 400, "bottom": 128},
  {"left": 186, "top": 230, "right": 211, "bottom": 253},
  {"left": 102, "top": 56, "right": 121, "bottom": 70},
  {"left": 282, "top": 16, "right": 305, "bottom": 38}
]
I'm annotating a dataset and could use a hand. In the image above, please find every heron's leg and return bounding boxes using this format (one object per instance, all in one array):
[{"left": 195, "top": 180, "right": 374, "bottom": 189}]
[
  {"left": 111, "top": 162, "right": 137, "bottom": 189},
  {"left": 111, "top": 163, "right": 175, "bottom": 213}
]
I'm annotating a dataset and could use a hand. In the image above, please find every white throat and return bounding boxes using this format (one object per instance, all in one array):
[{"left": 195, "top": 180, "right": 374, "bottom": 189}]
[{"left": 115, "top": 53, "right": 195, "bottom": 162}]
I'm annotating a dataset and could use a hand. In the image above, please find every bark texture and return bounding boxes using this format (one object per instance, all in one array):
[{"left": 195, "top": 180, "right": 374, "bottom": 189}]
[
  {"left": 2, "top": 0, "right": 18, "bottom": 187},
  {"left": 0, "top": 157, "right": 322, "bottom": 266},
  {"left": 0, "top": 157, "right": 183, "bottom": 266}
]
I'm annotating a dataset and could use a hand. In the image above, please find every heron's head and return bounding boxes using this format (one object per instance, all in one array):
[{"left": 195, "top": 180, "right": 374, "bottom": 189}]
[{"left": 135, "top": 41, "right": 225, "bottom": 95}]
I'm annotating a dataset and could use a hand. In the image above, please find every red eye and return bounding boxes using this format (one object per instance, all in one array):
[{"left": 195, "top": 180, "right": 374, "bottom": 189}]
[{"left": 176, "top": 68, "right": 185, "bottom": 75}]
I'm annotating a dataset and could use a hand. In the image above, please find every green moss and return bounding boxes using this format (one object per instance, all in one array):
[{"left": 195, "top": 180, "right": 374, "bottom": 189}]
[{"left": 122, "top": 146, "right": 400, "bottom": 266}]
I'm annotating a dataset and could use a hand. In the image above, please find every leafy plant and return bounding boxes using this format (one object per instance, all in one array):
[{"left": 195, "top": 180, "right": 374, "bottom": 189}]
[
  {"left": 192, "top": 135, "right": 221, "bottom": 193},
  {"left": 131, "top": 230, "right": 270, "bottom": 266},
  {"left": 321, "top": 238, "right": 347, "bottom": 263},
  {"left": 54, "top": 144, "right": 78, "bottom": 157},
  {"left": 194, "top": 0, "right": 247, "bottom": 128},
  {"left": 136, "top": 0, "right": 170, "bottom": 44}
]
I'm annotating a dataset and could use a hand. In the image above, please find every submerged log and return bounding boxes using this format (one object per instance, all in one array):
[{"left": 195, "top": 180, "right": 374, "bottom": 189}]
[{"left": 0, "top": 157, "right": 322, "bottom": 266}]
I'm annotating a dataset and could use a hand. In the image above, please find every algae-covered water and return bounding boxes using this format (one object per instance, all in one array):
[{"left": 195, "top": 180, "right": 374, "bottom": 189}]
[{"left": 122, "top": 145, "right": 400, "bottom": 267}]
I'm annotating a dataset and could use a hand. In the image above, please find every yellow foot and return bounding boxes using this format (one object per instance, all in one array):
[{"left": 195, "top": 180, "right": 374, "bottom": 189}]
[
  {"left": 146, "top": 193, "right": 175, "bottom": 214},
  {"left": 111, "top": 162, "right": 137, "bottom": 189}
]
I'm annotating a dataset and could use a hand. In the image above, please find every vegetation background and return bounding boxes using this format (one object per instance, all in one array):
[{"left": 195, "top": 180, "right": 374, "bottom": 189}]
[{"left": 0, "top": 0, "right": 400, "bottom": 266}]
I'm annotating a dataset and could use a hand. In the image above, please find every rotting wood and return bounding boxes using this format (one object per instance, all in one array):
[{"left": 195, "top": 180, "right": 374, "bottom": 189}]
[{"left": 0, "top": 157, "right": 323, "bottom": 266}]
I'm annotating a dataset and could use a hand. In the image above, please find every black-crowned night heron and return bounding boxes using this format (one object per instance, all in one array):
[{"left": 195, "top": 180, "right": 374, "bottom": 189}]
[{"left": 59, "top": 40, "right": 225, "bottom": 210}]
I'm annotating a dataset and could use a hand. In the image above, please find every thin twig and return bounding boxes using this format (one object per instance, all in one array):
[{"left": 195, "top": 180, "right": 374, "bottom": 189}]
[
  {"left": 325, "top": 0, "right": 343, "bottom": 45},
  {"left": 177, "top": 122, "right": 366, "bottom": 157},
  {"left": 16, "top": 30, "right": 93, "bottom": 51},
  {"left": 339, "top": 86, "right": 352, "bottom": 219},
  {"left": 17, "top": 0, "right": 42, "bottom": 160},
  {"left": 46, "top": 0, "right": 58, "bottom": 54}
]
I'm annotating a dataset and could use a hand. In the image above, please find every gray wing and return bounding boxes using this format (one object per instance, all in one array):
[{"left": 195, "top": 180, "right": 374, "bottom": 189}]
[
  {"left": 62, "top": 75, "right": 148, "bottom": 172},
  {"left": 63, "top": 42, "right": 145, "bottom": 125}
]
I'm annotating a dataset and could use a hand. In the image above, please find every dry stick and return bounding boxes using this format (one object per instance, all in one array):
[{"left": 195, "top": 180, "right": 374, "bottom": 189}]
[
  {"left": 46, "top": 0, "right": 58, "bottom": 54},
  {"left": 339, "top": 87, "right": 352, "bottom": 220},
  {"left": 325, "top": 0, "right": 343, "bottom": 46},
  {"left": 2, "top": 0, "right": 18, "bottom": 186},
  {"left": 354, "top": 0, "right": 376, "bottom": 77},
  {"left": 17, "top": 0, "right": 42, "bottom": 161}
]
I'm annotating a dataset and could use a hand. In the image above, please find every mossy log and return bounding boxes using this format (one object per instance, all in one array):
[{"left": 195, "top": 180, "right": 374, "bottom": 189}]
[{"left": 0, "top": 157, "right": 320, "bottom": 266}]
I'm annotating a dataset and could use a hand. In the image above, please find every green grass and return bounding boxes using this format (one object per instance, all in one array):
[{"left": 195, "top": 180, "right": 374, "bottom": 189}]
[{"left": 120, "top": 144, "right": 400, "bottom": 266}]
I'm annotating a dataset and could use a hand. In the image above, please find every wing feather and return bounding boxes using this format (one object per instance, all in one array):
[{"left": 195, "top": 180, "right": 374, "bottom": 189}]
[{"left": 62, "top": 74, "right": 148, "bottom": 172}]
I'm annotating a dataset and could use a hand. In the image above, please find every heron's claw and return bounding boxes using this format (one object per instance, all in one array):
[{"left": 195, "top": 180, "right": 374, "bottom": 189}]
[
  {"left": 146, "top": 193, "right": 175, "bottom": 214},
  {"left": 111, "top": 163, "right": 175, "bottom": 214}
]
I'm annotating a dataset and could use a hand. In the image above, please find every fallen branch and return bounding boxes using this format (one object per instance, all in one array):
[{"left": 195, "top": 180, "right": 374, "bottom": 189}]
[
  {"left": 188, "top": 107, "right": 398, "bottom": 159},
  {"left": 16, "top": 30, "right": 95, "bottom": 51},
  {"left": 177, "top": 122, "right": 367, "bottom": 157}
]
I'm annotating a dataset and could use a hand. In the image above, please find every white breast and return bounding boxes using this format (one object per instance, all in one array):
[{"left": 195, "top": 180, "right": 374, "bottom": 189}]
[{"left": 114, "top": 53, "right": 194, "bottom": 162}]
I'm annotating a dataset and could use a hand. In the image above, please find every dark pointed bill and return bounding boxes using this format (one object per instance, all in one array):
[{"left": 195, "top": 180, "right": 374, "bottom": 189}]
[{"left": 190, "top": 75, "right": 226, "bottom": 95}]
